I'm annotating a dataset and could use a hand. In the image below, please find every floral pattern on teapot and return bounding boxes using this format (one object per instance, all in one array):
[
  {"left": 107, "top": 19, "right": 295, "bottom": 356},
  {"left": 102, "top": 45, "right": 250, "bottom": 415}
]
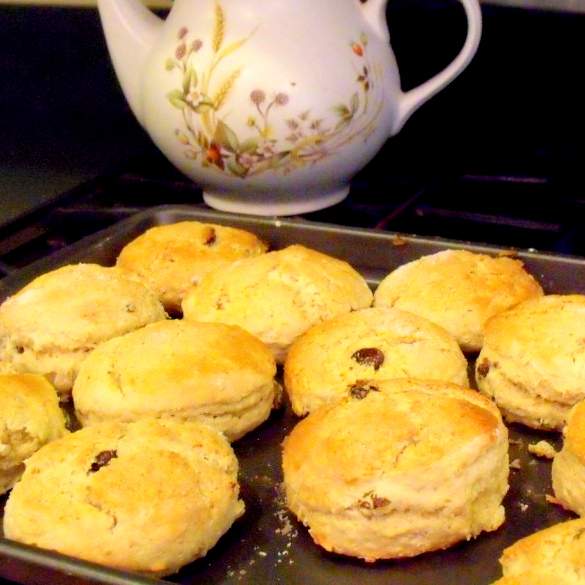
[{"left": 165, "top": 2, "right": 384, "bottom": 178}]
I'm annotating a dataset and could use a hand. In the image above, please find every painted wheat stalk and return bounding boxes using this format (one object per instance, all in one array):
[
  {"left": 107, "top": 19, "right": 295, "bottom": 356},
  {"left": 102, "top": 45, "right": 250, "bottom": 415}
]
[
  {"left": 213, "top": 69, "right": 241, "bottom": 110},
  {"left": 212, "top": 2, "right": 225, "bottom": 53}
]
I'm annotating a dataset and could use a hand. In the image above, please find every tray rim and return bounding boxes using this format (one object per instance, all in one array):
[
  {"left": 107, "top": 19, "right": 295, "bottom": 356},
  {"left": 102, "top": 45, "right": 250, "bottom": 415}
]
[{"left": 0, "top": 203, "right": 583, "bottom": 585}]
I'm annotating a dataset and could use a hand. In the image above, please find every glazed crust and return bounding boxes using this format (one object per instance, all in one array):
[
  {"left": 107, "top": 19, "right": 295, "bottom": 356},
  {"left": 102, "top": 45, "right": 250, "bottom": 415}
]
[
  {"left": 3, "top": 419, "right": 245, "bottom": 576},
  {"left": 182, "top": 245, "right": 373, "bottom": 362},
  {"left": 476, "top": 295, "right": 585, "bottom": 430},
  {"left": 0, "top": 373, "right": 68, "bottom": 494},
  {"left": 116, "top": 221, "right": 268, "bottom": 312},
  {"left": 284, "top": 307, "right": 469, "bottom": 415},
  {"left": 73, "top": 319, "right": 278, "bottom": 441},
  {"left": 282, "top": 379, "right": 509, "bottom": 561},
  {"left": 0, "top": 264, "right": 167, "bottom": 398},
  {"left": 494, "top": 518, "right": 585, "bottom": 584},
  {"left": 553, "top": 400, "right": 585, "bottom": 515},
  {"left": 374, "top": 249, "right": 543, "bottom": 352}
]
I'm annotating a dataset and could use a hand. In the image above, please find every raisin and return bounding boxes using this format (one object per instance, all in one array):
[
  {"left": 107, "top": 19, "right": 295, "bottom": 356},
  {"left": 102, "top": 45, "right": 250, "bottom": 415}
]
[
  {"left": 351, "top": 347, "right": 385, "bottom": 370},
  {"left": 89, "top": 450, "right": 118, "bottom": 473},
  {"left": 358, "top": 491, "right": 390, "bottom": 510},
  {"left": 204, "top": 228, "right": 217, "bottom": 246},
  {"left": 349, "top": 381, "right": 379, "bottom": 399},
  {"left": 477, "top": 359, "right": 491, "bottom": 378}
]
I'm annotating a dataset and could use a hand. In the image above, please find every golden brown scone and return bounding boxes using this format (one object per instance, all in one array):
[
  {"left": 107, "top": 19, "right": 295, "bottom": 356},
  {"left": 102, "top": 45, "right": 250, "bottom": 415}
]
[
  {"left": 492, "top": 518, "right": 585, "bottom": 584},
  {"left": 285, "top": 307, "right": 469, "bottom": 415},
  {"left": 182, "top": 245, "right": 373, "bottom": 362},
  {"left": 476, "top": 295, "right": 585, "bottom": 431},
  {"left": 0, "top": 373, "right": 68, "bottom": 494},
  {"left": 73, "top": 319, "right": 278, "bottom": 441},
  {"left": 116, "top": 221, "right": 268, "bottom": 313},
  {"left": 374, "top": 249, "right": 543, "bottom": 353},
  {"left": 282, "top": 379, "right": 509, "bottom": 562},
  {"left": 553, "top": 400, "right": 585, "bottom": 515},
  {"left": 0, "top": 264, "right": 167, "bottom": 400},
  {"left": 3, "top": 418, "right": 245, "bottom": 576}
]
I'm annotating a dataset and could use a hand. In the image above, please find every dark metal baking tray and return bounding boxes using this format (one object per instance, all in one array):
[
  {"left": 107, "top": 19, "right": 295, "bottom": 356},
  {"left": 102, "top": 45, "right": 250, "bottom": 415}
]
[{"left": 0, "top": 205, "right": 579, "bottom": 585}]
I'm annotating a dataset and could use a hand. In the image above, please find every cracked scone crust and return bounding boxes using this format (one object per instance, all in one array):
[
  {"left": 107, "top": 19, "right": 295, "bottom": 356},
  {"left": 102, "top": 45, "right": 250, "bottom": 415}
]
[
  {"left": 374, "top": 249, "right": 543, "bottom": 353},
  {"left": 491, "top": 518, "right": 585, "bottom": 584},
  {"left": 284, "top": 307, "right": 469, "bottom": 415},
  {"left": 553, "top": 400, "right": 585, "bottom": 515},
  {"left": 0, "top": 264, "right": 167, "bottom": 399},
  {"left": 0, "top": 374, "right": 68, "bottom": 494},
  {"left": 73, "top": 320, "right": 278, "bottom": 441},
  {"left": 181, "top": 245, "right": 373, "bottom": 362},
  {"left": 3, "top": 418, "right": 245, "bottom": 576},
  {"left": 476, "top": 295, "right": 585, "bottom": 430},
  {"left": 282, "top": 379, "right": 509, "bottom": 561},
  {"left": 116, "top": 221, "right": 268, "bottom": 313}
]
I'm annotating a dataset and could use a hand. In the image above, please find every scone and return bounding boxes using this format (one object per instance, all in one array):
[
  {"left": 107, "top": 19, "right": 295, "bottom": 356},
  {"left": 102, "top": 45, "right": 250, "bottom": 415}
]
[
  {"left": 374, "top": 249, "right": 543, "bottom": 352},
  {"left": 182, "top": 244, "right": 373, "bottom": 362},
  {"left": 476, "top": 295, "right": 585, "bottom": 431},
  {"left": 491, "top": 518, "right": 585, "bottom": 584},
  {"left": 0, "top": 264, "right": 167, "bottom": 399},
  {"left": 0, "top": 373, "right": 68, "bottom": 494},
  {"left": 3, "top": 418, "right": 244, "bottom": 576},
  {"left": 285, "top": 306, "right": 469, "bottom": 415},
  {"left": 553, "top": 400, "right": 585, "bottom": 515},
  {"left": 73, "top": 319, "right": 278, "bottom": 441},
  {"left": 282, "top": 379, "right": 509, "bottom": 561},
  {"left": 116, "top": 221, "right": 268, "bottom": 313}
]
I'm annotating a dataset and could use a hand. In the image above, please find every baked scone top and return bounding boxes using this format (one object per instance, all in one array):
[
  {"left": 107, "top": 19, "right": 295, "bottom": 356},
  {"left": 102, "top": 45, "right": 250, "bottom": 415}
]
[
  {"left": 497, "top": 518, "right": 585, "bottom": 584},
  {"left": 73, "top": 319, "right": 276, "bottom": 413},
  {"left": 3, "top": 418, "right": 244, "bottom": 575},
  {"left": 374, "top": 249, "right": 543, "bottom": 352},
  {"left": 284, "top": 307, "right": 469, "bottom": 415},
  {"left": 116, "top": 221, "right": 268, "bottom": 312},
  {"left": 182, "top": 245, "right": 373, "bottom": 360},
  {"left": 283, "top": 380, "right": 505, "bottom": 510},
  {"left": 562, "top": 400, "right": 585, "bottom": 464},
  {"left": 0, "top": 263, "right": 167, "bottom": 349},
  {"left": 0, "top": 373, "right": 67, "bottom": 474},
  {"left": 481, "top": 295, "right": 585, "bottom": 404}
]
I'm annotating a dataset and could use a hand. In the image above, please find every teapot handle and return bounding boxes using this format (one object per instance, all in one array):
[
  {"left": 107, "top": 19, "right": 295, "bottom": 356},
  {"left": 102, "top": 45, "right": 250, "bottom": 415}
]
[{"left": 363, "top": 0, "right": 482, "bottom": 135}]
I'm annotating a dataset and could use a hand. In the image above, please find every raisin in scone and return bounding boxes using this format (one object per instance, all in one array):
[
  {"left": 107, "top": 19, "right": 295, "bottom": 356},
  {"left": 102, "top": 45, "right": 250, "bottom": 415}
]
[
  {"left": 282, "top": 379, "right": 508, "bottom": 561},
  {"left": 3, "top": 418, "right": 245, "bottom": 576},
  {"left": 117, "top": 221, "right": 267, "bottom": 313},
  {"left": 476, "top": 295, "right": 585, "bottom": 431},
  {"left": 285, "top": 306, "right": 469, "bottom": 415}
]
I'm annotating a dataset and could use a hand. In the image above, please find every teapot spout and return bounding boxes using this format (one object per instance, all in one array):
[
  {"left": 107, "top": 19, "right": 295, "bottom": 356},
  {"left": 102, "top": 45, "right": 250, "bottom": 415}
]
[{"left": 97, "top": 0, "right": 163, "bottom": 125}]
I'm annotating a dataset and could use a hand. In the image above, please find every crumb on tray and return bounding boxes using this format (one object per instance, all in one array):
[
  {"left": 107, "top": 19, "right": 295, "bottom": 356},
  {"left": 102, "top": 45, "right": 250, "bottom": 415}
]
[{"left": 528, "top": 440, "right": 557, "bottom": 459}]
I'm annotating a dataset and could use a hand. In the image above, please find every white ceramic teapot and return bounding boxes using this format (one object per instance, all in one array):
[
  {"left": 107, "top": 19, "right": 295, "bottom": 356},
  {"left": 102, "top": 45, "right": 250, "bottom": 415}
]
[{"left": 98, "top": 0, "right": 482, "bottom": 215}]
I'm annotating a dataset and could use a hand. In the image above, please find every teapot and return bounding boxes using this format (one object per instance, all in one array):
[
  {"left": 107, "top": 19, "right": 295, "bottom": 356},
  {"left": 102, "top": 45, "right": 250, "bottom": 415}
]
[{"left": 98, "top": 0, "right": 482, "bottom": 216}]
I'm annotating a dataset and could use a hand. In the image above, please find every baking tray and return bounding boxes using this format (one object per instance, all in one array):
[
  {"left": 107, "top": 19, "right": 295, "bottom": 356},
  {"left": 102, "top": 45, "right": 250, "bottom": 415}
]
[{"left": 0, "top": 204, "right": 579, "bottom": 585}]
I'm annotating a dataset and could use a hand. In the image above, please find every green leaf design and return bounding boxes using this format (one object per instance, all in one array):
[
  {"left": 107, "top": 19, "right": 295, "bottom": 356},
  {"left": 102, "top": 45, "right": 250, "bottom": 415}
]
[
  {"left": 182, "top": 68, "right": 198, "bottom": 93},
  {"left": 165, "top": 58, "right": 175, "bottom": 71},
  {"left": 192, "top": 101, "right": 214, "bottom": 113},
  {"left": 213, "top": 120, "right": 240, "bottom": 152},
  {"left": 333, "top": 104, "right": 351, "bottom": 118},
  {"left": 167, "top": 89, "right": 187, "bottom": 110},
  {"left": 227, "top": 160, "right": 248, "bottom": 177},
  {"left": 240, "top": 137, "right": 259, "bottom": 153}
]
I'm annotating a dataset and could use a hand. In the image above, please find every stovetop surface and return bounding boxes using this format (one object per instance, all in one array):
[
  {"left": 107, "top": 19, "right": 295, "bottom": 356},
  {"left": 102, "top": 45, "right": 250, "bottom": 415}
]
[{"left": 1, "top": 149, "right": 584, "bottom": 279}]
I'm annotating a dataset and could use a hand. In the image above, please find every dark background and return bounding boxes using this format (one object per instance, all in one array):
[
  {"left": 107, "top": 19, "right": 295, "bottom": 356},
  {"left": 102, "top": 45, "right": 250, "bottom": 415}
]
[{"left": 1, "top": 0, "right": 585, "bottom": 220}]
